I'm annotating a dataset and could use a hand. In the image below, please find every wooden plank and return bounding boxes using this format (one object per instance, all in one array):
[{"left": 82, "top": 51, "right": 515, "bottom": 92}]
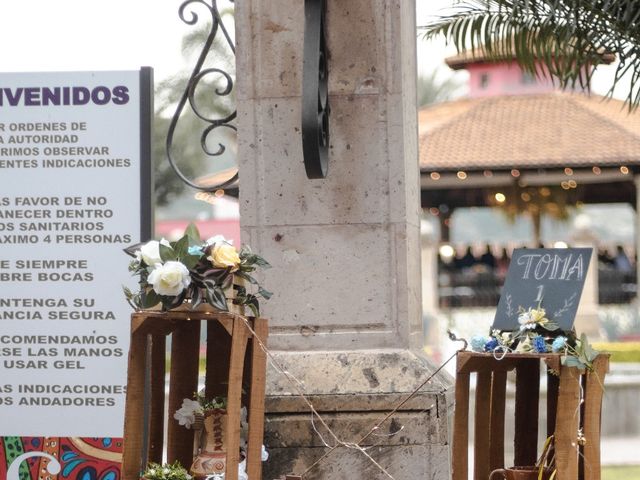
[
  {"left": 457, "top": 351, "right": 564, "bottom": 374},
  {"left": 246, "top": 318, "right": 269, "bottom": 480},
  {"left": 167, "top": 320, "right": 201, "bottom": 468},
  {"left": 514, "top": 360, "right": 540, "bottom": 466},
  {"left": 122, "top": 329, "right": 148, "bottom": 480},
  {"left": 205, "top": 320, "right": 232, "bottom": 399},
  {"left": 225, "top": 318, "right": 250, "bottom": 480},
  {"left": 148, "top": 335, "right": 166, "bottom": 464},
  {"left": 474, "top": 372, "right": 492, "bottom": 480},
  {"left": 582, "top": 355, "right": 609, "bottom": 480},
  {"left": 489, "top": 370, "right": 507, "bottom": 472},
  {"left": 555, "top": 364, "right": 582, "bottom": 479},
  {"left": 547, "top": 370, "right": 560, "bottom": 439},
  {"left": 452, "top": 368, "right": 470, "bottom": 480}
]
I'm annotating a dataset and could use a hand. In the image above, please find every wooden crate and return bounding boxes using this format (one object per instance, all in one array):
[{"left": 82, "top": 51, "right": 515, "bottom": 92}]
[
  {"left": 452, "top": 351, "right": 609, "bottom": 480},
  {"left": 121, "top": 310, "right": 268, "bottom": 480}
]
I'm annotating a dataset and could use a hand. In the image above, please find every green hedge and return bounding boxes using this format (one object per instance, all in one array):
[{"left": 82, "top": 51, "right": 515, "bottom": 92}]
[{"left": 593, "top": 342, "right": 640, "bottom": 363}]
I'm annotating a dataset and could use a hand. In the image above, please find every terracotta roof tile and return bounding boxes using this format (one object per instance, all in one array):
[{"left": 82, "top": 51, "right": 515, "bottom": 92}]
[{"left": 419, "top": 92, "right": 640, "bottom": 172}]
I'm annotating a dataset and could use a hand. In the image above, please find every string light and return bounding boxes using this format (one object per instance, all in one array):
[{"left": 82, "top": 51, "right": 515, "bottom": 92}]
[
  {"left": 521, "top": 192, "right": 531, "bottom": 201},
  {"left": 592, "top": 166, "right": 601, "bottom": 175},
  {"left": 430, "top": 172, "right": 440, "bottom": 180},
  {"left": 483, "top": 170, "right": 493, "bottom": 177},
  {"left": 564, "top": 167, "right": 574, "bottom": 175},
  {"left": 540, "top": 187, "right": 551, "bottom": 197},
  {"left": 620, "top": 166, "right": 630, "bottom": 175},
  {"left": 429, "top": 207, "right": 440, "bottom": 216},
  {"left": 457, "top": 171, "right": 467, "bottom": 180},
  {"left": 511, "top": 169, "right": 520, "bottom": 177},
  {"left": 494, "top": 192, "right": 506, "bottom": 203}
]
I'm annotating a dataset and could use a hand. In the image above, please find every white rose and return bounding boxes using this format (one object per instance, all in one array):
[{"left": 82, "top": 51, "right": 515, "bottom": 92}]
[
  {"left": 173, "top": 398, "right": 203, "bottom": 428},
  {"left": 138, "top": 238, "right": 170, "bottom": 266},
  {"left": 148, "top": 261, "right": 191, "bottom": 296},
  {"left": 205, "top": 234, "right": 232, "bottom": 247}
]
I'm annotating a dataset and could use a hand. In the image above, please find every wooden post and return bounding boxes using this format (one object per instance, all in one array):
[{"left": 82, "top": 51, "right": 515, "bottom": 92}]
[
  {"left": 489, "top": 370, "right": 507, "bottom": 472},
  {"left": 514, "top": 360, "right": 540, "bottom": 466},
  {"left": 148, "top": 335, "right": 166, "bottom": 464},
  {"left": 167, "top": 320, "right": 201, "bottom": 467},
  {"left": 554, "top": 363, "right": 582, "bottom": 478},
  {"left": 474, "top": 372, "right": 492, "bottom": 480},
  {"left": 582, "top": 356, "right": 608, "bottom": 480},
  {"left": 246, "top": 317, "right": 269, "bottom": 480},
  {"left": 122, "top": 325, "right": 148, "bottom": 480}
]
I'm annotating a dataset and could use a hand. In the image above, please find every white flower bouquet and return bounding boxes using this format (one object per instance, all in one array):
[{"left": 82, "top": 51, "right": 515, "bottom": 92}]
[{"left": 124, "top": 224, "right": 271, "bottom": 315}]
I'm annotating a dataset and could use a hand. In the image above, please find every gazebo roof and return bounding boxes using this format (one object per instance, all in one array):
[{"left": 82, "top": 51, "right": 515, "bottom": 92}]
[{"left": 419, "top": 92, "right": 640, "bottom": 173}]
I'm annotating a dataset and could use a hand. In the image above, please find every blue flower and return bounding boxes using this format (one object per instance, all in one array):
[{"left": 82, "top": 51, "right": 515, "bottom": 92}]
[
  {"left": 532, "top": 335, "right": 547, "bottom": 353},
  {"left": 484, "top": 338, "right": 500, "bottom": 352},
  {"left": 471, "top": 335, "right": 489, "bottom": 352},
  {"left": 188, "top": 245, "right": 204, "bottom": 256},
  {"left": 551, "top": 336, "right": 567, "bottom": 353}
]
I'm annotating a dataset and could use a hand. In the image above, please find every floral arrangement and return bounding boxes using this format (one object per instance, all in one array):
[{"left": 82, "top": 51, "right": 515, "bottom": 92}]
[
  {"left": 471, "top": 304, "right": 599, "bottom": 371},
  {"left": 142, "top": 462, "right": 192, "bottom": 480},
  {"left": 174, "top": 393, "right": 227, "bottom": 429},
  {"left": 124, "top": 224, "right": 271, "bottom": 315}
]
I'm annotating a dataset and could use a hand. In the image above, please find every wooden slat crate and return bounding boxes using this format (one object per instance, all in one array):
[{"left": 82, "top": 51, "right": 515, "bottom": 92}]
[
  {"left": 452, "top": 351, "right": 609, "bottom": 480},
  {"left": 121, "top": 310, "right": 268, "bottom": 480}
]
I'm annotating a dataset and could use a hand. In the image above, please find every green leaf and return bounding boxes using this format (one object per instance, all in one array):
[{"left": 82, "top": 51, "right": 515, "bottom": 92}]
[
  {"left": 191, "top": 287, "right": 203, "bottom": 310},
  {"left": 159, "top": 243, "right": 177, "bottom": 262},
  {"left": 235, "top": 271, "right": 258, "bottom": 284},
  {"left": 123, "top": 242, "right": 144, "bottom": 258},
  {"left": 206, "top": 286, "right": 228, "bottom": 310},
  {"left": 141, "top": 289, "right": 161, "bottom": 309},
  {"left": 185, "top": 222, "right": 202, "bottom": 244},
  {"left": 182, "top": 254, "right": 201, "bottom": 270},
  {"left": 561, "top": 356, "right": 582, "bottom": 368},
  {"left": 172, "top": 235, "right": 190, "bottom": 259},
  {"left": 258, "top": 287, "right": 273, "bottom": 300}
]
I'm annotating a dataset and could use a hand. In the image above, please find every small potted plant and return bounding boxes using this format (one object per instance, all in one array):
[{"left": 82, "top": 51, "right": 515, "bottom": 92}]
[{"left": 141, "top": 461, "right": 192, "bottom": 480}]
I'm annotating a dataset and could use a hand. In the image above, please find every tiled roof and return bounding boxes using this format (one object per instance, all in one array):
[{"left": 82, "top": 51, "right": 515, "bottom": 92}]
[
  {"left": 445, "top": 47, "right": 615, "bottom": 70},
  {"left": 419, "top": 92, "right": 640, "bottom": 172}
]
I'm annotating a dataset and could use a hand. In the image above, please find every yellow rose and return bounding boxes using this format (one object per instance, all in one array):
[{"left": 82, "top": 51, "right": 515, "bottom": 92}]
[{"left": 209, "top": 244, "right": 241, "bottom": 271}]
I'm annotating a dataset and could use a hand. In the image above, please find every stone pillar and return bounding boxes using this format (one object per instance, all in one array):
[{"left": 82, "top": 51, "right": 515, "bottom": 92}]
[
  {"left": 236, "top": 1, "right": 452, "bottom": 479},
  {"left": 572, "top": 214, "right": 601, "bottom": 339},
  {"left": 421, "top": 218, "right": 441, "bottom": 353}
]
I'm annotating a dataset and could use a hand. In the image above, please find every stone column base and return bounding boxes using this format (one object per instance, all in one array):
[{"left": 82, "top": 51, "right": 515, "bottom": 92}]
[{"left": 262, "top": 350, "right": 453, "bottom": 480}]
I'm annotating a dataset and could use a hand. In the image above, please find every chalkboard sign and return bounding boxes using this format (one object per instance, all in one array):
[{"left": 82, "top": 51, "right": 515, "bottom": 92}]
[{"left": 493, "top": 248, "right": 592, "bottom": 331}]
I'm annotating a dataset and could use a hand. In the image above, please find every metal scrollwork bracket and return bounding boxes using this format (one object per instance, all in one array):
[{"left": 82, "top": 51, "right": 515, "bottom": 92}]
[
  {"left": 166, "top": 0, "right": 238, "bottom": 192},
  {"left": 302, "top": 0, "right": 330, "bottom": 179}
]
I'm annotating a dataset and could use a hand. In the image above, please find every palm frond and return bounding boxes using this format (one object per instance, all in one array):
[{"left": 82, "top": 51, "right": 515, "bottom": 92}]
[{"left": 419, "top": 0, "right": 640, "bottom": 109}]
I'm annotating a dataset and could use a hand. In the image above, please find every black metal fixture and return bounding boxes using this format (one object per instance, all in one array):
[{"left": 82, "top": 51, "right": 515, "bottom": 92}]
[
  {"left": 166, "top": 0, "right": 237, "bottom": 192},
  {"left": 302, "top": 0, "right": 330, "bottom": 179}
]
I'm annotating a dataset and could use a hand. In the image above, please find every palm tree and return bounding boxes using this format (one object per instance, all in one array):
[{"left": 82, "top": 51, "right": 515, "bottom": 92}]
[{"left": 420, "top": 1, "right": 640, "bottom": 109}]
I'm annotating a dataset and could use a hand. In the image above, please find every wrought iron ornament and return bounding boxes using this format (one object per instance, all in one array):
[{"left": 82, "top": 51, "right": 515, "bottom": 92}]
[
  {"left": 166, "top": 0, "right": 238, "bottom": 191},
  {"left": 302, "top": 0, "right": 330, "bottom": 179}
]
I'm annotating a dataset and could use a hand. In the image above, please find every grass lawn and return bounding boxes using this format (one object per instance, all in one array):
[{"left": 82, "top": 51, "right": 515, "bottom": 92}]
[{"left": 602, "top": 466, "right": 640, "bottom": 479}]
